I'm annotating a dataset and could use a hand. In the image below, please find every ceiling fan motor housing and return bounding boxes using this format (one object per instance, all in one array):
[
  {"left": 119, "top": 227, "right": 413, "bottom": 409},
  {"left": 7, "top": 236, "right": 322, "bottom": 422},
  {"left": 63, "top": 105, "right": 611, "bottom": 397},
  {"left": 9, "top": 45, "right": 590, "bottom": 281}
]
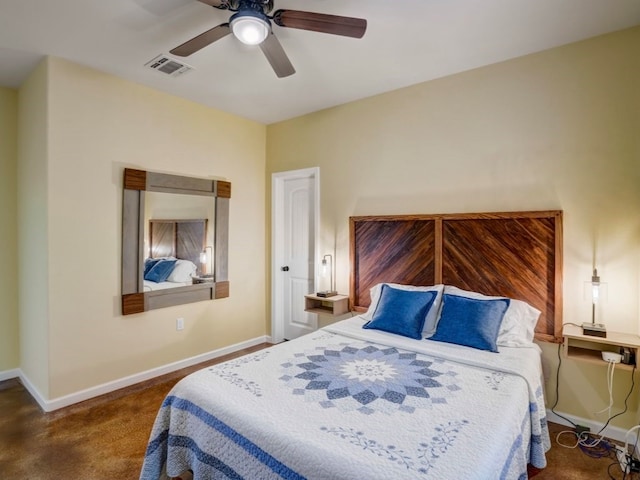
[{"left": 229, "top": 0, "right": 274, "bottom": 15}]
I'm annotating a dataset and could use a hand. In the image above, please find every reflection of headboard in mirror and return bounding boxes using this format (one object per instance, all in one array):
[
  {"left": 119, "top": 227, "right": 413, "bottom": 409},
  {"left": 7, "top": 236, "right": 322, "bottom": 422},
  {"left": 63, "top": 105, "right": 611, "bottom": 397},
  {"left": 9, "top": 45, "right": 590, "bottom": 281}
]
[
  {"left": 350, "top": 211, "right": 563, "bottom": 343},
  {"left": 149, "top": 219, "right": 206, "bottom": 271},
  {"left": 122, "top": 168, "right": 231, "bottom": 315}
]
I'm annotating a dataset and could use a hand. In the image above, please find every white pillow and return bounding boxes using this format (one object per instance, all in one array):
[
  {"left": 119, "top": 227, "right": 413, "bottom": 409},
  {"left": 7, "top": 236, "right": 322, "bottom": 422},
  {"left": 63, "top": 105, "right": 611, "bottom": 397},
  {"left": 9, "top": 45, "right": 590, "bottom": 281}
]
[
  {"left": 166, "top": 259, "right": 197, "bottom": 283},
  {"left": 362, "top": 283, "right": 444, "bottom": 336},
  {"left": 441, "top": 285, "right": 541, "bottom": 347}
]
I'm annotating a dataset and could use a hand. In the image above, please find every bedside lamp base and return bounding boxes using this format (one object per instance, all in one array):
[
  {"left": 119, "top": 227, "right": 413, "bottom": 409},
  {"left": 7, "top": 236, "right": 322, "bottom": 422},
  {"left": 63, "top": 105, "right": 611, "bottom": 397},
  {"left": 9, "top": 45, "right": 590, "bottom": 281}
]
[
  {"left": 582, "top": 322, "right": 607, "bottom": 338},
  {"left": 316, "top": 290, "right": 338, "bottom": 298}
]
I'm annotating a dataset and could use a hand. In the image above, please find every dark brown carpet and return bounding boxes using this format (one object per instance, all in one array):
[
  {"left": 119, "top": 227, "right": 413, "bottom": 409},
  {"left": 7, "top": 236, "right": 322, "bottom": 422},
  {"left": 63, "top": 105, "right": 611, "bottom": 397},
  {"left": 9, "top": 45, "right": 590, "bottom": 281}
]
[{"left": 0, "top": 344, "right": 630, "bottom": 479}]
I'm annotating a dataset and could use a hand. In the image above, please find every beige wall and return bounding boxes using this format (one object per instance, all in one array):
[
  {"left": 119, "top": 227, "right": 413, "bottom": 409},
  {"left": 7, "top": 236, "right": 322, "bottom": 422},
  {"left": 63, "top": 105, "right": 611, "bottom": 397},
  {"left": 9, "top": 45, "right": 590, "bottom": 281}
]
[
  {"left": 0, "top": 87, "right": 19, "bottom": 372},
  {"left": 17, "top": 61, "right": 50, "bottom": 394},
  {"left": 267, "top": 27, "right": 640, "bottom": 428},
  {"left": 19, "top": 57, "right": 266, "bottom": 399}
]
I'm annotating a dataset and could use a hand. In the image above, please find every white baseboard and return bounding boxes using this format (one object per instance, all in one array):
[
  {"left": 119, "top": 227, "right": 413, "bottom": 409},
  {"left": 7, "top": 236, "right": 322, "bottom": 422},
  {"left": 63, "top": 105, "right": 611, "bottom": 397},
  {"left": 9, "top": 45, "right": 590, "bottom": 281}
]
[
  {"left": 20, "top": 335, "right": 270, "bottom": 412},
  {"left": 18, "top": 371, "right": 48, "bottom": 410},
  {"left": 0, "top": 368, "right": 20, "bottom": 382},
  {"left": 547, "top": 409, "right": 635, "bottom": 444}
]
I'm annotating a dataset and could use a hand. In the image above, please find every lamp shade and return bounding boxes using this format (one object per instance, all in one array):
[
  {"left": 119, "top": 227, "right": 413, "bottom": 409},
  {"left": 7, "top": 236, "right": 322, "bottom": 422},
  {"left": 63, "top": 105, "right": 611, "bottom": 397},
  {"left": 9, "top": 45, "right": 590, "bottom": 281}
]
[
  {"left": 230, "top": 11, "right": 270, "bottom": 45},
  {"left": 583, "top": 268, "right": 608, "bottom": 304},
  {"left": 200, "top": 246, "right": 213, "bottom": 276},
  {"left": 321, "top": 254, "right": 335, "bottom": 294}
]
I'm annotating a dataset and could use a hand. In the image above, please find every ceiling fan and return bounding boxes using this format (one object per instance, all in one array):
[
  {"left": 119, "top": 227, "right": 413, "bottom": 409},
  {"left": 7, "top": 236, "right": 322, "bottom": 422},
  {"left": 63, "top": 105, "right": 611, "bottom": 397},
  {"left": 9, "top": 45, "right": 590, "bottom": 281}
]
[{"left": 170, "top": 0, "right": 367, "bottom": 78}]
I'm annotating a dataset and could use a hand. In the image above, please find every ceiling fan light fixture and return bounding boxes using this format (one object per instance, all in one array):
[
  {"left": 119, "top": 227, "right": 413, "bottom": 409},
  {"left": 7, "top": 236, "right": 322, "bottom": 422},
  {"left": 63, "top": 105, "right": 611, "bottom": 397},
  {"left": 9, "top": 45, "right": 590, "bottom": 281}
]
[{"left": 230, "top": 11, "right": 270, "bottom": 45}]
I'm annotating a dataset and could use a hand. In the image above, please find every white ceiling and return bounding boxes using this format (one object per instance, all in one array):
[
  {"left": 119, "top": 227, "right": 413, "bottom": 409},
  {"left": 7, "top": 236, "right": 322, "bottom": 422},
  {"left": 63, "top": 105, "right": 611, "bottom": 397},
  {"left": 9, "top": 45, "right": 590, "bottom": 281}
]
[{"left": 1, "top": 0, "right": 639, "bottom": 124}]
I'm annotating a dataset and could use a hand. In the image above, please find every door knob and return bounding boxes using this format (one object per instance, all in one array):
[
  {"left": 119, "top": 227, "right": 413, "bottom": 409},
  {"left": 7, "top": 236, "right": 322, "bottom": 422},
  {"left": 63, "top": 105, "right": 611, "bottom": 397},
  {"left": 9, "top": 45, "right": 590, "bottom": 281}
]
[{"left": 281, "top": 266, "right": 289, "bottom": 271}]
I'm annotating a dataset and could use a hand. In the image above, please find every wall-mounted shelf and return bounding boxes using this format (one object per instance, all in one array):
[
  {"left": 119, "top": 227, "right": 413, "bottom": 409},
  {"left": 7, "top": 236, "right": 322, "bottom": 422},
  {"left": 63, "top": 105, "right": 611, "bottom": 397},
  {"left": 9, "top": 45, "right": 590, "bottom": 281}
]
[
  {"left": 192, "top": 275, "right": 214, "bottom": 284},
  {"left": 563, "top": 324, "right": 640, "bottom": 371},
  {"left": 304, "top": 294, "right": 349, "bottom": 316}
]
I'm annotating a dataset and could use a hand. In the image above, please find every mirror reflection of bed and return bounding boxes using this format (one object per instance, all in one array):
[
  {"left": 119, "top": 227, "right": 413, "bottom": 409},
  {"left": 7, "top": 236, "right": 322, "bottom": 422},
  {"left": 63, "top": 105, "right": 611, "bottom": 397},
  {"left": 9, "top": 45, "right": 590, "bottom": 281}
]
[
  {"left": 142, "top": 191, "right": 214, "bottom": 292},
  {"left": 142, "top": 219, "right": 207, "bottom": 291}
]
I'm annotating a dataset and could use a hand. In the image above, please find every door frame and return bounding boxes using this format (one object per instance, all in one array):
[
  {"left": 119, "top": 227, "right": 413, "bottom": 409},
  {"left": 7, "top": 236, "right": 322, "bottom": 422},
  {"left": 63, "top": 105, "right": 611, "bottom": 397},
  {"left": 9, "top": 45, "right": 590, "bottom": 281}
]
[{"left": 271, "top": 167, "right": 320, "bottom": 343}]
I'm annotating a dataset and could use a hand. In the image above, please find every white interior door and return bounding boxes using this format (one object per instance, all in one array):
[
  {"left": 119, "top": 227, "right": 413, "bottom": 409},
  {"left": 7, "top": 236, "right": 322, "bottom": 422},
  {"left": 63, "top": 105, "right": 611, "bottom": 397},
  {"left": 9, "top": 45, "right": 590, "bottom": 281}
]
[{"left": 272, "top": 168, "right": 319, "bottom": 342}]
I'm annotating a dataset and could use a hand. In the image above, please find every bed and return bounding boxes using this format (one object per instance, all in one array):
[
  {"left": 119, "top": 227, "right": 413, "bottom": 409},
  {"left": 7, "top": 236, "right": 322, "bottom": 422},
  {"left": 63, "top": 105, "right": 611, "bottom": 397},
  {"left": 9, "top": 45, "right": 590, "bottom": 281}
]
[
  {"left": 142, "top": 219, "right": 207, "bottom": 290},
  {"left": 139, "top": 210, "right": 562, "bottom": 480}
]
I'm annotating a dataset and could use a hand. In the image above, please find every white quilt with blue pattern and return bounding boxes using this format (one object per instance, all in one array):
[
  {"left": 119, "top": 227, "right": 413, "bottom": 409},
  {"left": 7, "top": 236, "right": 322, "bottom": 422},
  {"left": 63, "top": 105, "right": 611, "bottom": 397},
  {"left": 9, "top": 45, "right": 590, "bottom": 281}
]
[{"left": 140, "top": 317, "right": 550, "bottom": 480}]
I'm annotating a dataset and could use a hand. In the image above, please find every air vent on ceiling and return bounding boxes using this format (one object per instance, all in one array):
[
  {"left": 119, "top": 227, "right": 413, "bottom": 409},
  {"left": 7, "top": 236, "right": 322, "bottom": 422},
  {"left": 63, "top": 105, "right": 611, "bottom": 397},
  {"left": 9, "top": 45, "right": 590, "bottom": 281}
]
[{"left": 145, "top": 54, "right": 193, "bottom": 77}]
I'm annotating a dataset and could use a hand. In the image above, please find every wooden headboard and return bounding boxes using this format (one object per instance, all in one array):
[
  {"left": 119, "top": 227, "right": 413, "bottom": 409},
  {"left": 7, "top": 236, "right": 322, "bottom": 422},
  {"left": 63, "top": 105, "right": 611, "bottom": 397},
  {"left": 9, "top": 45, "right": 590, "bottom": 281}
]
[
  {"left": 349, "top": 211, "right": 563, "bottom": 343},
  {"left": 149, "top": 219, "right": 206, "bottom": 272}
]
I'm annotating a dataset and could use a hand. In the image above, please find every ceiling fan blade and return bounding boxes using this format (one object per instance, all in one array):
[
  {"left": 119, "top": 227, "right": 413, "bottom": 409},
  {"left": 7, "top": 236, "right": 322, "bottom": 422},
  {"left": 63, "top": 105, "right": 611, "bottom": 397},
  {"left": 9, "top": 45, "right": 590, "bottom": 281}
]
[
  {"left": 273, "top": 9, "right": 367, "bottom": 38},
  {"left": 260, "top": 32, "right": 295, "bottom": 78},
  {"left": 196, "top": 0, "right": 230, "bottom": 9},
  {"left": 170, "top": 23, "right": 231, "bottom": 56}
]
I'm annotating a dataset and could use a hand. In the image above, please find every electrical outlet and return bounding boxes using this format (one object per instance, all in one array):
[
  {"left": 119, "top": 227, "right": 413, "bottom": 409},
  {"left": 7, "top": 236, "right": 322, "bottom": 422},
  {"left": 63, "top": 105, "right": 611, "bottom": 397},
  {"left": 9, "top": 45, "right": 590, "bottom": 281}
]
[
  {"left": 575, "top": 425, "right": 590, "bottom": 436},
  {"left": 176, "top": 318, "right": 185, "bottom": 331}
]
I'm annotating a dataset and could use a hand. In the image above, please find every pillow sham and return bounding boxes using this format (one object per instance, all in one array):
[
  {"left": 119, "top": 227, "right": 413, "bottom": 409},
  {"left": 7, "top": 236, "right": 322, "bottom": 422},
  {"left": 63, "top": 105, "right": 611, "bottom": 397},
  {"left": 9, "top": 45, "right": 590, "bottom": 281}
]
[
  {"left": 166, "top": 259, "right": 197, "bottom": 283},
  {"left": 144, "top": 259, "right": 177, "bottom": 283},
  {"left": 363, "top": 285, "right": 438, "bottom": 340},
  {"left": 362, "top": 283, "right": 444, "bottom": 336},
  {"left": 143, "top": 258, "right": 162, "bottom": 277},
  {"left": 144, "top": 256, "right": 177, "bottom": 276},
  {"left": 442, "top": 285, "right": 541, "bottom": 347},
  {"left": 429, "top": 294, "right": 510, "bottom": 352}
]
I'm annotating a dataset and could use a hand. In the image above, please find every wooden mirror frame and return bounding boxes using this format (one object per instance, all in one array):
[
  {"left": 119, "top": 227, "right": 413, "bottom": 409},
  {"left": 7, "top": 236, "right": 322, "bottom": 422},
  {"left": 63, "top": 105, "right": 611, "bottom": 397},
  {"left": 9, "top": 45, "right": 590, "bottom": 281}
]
[{"left": 121, "top": 168, "right": 231, "bottom": 315}]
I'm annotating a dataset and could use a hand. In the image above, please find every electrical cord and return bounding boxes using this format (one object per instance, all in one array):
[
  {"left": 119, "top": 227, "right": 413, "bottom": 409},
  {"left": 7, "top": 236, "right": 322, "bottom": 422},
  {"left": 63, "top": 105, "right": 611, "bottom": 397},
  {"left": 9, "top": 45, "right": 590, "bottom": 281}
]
[
  {"left": 608, "top": 459, "right": 637, "bottom": 480},
  {"left": 613, "top": 439, "right": 640, "bottom": 480},
  {"left": 552, "top": 339, "right": 608, "bottom": 450},
  {"left": 597, "top": 363, "right": 635, "bottom": 436},
  {"left": 555, "top": 428, "right": 617, "bottom": 452},
  {"left": 554, "top": 325, "right": 636, "bottom": 435},
  {"left": 595, "top": 359, "right": 617, "bottom": 418},
  {"left": 622, "top": 426, "right": 640, "bottom": 468},
  {"left": 579, "top": 433, "right": 616, "bottom": 457},
  {"left": 553, "top": 338, "right": 638, "bottom": 475},
  {"left": 624, "top": 430, "right": 640, "bottom": 473},
  {"left": 602, "top": 368, "right": 638, "bottom": 480},
  {"left": 609, "top": 457, "right": 640, "bottom": 480},
  {"left": 557, "top": 362, "right": 635, "bottom": 450},
  {"left": 551, "top": 343, "right": 577, "bottom": 427}
]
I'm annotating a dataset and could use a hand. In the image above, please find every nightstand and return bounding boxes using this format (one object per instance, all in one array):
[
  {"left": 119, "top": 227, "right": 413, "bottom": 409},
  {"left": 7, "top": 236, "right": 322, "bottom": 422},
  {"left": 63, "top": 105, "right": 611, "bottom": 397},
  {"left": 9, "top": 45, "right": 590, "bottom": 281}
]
[
  {"left": 304, "top": 294, "right": 349, "bottom": 316},
  {"left": 192, "top": 275, "right": 214, "bottom": 284},
  {"left": 563, "top": 324, "right": 640, "bottom": 371}
]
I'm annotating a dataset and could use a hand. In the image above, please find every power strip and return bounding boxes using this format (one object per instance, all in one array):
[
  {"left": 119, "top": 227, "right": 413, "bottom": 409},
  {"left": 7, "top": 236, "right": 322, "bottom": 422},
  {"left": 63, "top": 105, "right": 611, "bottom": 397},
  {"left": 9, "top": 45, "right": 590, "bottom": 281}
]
[
  {"left": 616, "top": 447, "right": 640, "bottom": 474},
  {"left": 617, "top": 447, "right": 629, "bottom": 473},
  {"left": 602, "top": 351, "right": 622, "bottom": 363}
]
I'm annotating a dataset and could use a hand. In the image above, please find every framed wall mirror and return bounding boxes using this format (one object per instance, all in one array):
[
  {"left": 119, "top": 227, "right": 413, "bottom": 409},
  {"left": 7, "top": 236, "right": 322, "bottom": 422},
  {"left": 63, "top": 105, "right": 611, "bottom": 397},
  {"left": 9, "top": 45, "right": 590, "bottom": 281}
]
[{"left": 121, "top": 168, "right": 231, "bottom": 315}]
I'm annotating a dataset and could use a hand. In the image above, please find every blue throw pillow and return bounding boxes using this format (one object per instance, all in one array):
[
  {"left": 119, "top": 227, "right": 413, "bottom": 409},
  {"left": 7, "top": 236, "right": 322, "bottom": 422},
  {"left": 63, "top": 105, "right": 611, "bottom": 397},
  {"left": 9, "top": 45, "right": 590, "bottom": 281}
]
[
  {"left": 143, "top": 258, "right": 162, "bottom": 277},
  {"left": 429, "top": 294, "right": 510, "bottom": 352},
  {"left": 363, "top": 285, "right": 438, "bottom": 340},
  {"left": 144, "top": 259, "right": 177, "bottom": 283}
]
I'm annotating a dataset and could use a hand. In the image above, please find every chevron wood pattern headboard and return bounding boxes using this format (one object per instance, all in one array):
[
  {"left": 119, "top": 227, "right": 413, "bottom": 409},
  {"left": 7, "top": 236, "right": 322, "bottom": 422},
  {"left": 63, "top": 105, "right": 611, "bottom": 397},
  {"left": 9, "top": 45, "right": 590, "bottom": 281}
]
[
  {"left": 349, "top": 211, "right": 563, "bottom": 343},
  {"left": 149, "top": 219, "right": 206, "bottom": 272}
]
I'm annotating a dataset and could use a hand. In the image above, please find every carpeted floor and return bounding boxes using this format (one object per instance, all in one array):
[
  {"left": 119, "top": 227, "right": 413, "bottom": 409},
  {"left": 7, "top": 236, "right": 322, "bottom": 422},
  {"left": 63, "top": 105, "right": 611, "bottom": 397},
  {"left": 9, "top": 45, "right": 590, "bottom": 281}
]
[{"left": 0, "top": 344, "right": 632, "bottom": 479}]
